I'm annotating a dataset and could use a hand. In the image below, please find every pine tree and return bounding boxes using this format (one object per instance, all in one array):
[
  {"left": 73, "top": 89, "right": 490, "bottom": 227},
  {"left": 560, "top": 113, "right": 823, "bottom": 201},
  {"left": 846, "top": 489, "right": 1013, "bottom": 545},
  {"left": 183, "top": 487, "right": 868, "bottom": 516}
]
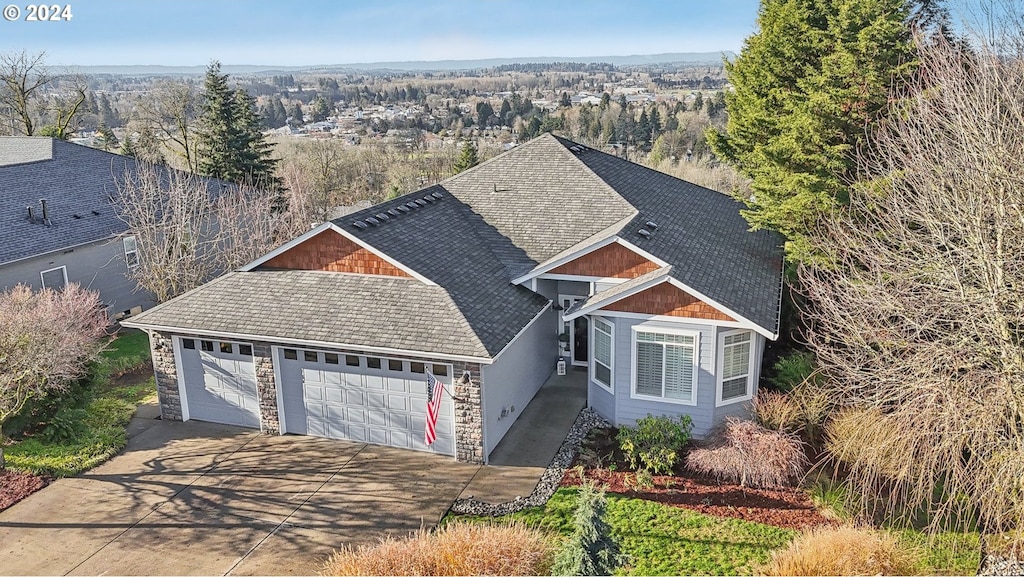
[
  {"left": 196, "top": 61, "right": 280, "bottom": 189},
  {"left": 452, "top": 140, "right": 479, "bottom": 174},
  {"left": 707, "top": 0, "right": 917, "bottom": 261}
]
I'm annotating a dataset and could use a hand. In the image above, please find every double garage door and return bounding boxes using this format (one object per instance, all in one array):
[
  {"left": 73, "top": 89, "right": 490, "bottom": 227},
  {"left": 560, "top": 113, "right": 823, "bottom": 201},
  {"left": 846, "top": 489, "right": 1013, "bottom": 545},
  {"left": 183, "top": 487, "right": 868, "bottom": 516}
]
[
  {"left": 175, "top": 338, "right": 455, "bottom": 456},
  {"left": 278, "top": 348, "right": 456, "bottom": 457}
]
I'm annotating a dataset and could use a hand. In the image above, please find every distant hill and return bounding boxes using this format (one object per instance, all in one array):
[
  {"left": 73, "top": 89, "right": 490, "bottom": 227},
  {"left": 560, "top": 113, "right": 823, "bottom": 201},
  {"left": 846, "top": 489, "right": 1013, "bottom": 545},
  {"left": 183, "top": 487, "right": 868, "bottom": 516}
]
[{"left": 76, "top": 52, "right": 734, "bottom": 76}]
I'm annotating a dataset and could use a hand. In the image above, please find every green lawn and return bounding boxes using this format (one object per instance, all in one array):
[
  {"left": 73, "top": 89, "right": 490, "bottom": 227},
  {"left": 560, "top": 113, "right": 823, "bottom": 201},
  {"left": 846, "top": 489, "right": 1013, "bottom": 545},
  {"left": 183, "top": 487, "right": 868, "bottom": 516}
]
[
  {"left": 5, "top": 331, "right": 155, "bottom": 477},
  {"left": 452, "top": 487, "right": 981, "bottom": 576},
  {"left": 454, "top": 487, "right": 796, "bottom": 575}
]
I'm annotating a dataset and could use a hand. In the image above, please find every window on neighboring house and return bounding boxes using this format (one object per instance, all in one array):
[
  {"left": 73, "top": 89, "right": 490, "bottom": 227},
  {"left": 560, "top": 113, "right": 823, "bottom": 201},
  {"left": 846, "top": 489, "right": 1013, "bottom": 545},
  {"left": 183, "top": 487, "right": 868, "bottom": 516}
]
[
  {"left": 410, "top": 362, "right": 425, "bottom": 374},
  {"left": 283, "top": 348, "right": 298, "bottom": 360},
  {"left": 367, "top": 357, "right": 382, "bottom": 369},
  {"left": 432, "top": 364, "right": 448, "bottom": 377},
  {"left": 345, "top": 355, "right": 360, "bottom": 367},
  {"left": 201, "top": 340, "right": 214, "bottom": 352},
  {"left": 324, "top": 353, "right": 339, "bottom": 365},
  {"left": 719, "top": 331, "right": 754, "bottom": 405},
  {"left": 633, "top": 329, "right": 697, "bottom": 404},
  {"left": 593, "top": 317, "right": 613, "bottom": 390},
  {"left": 40, "top": 266, "right": 67, "bottom": 291},
  {"left": 182, "top": 339, "right": 195, "bottom": 350},
  {"left": 219, "top": 342, "right": 233, "bottom": 354},
  {"left": 123, "top": 236, "right": 140, "bottom": 268},
  {"left": 388, "top": 359, "right": 403, "bottom": 372},
  {"left": 238, "top": 344, "right": 253, "bottom": 356},
  {"left": 304, "top": 350, "right": 318, "bottom": 363}
]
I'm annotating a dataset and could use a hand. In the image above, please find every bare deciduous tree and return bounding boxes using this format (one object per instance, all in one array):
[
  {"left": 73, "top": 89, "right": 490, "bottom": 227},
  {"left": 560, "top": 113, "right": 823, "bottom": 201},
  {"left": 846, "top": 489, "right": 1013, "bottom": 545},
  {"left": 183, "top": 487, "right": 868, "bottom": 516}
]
[
  {"left": 115, "top": 164, "right": 308, "bottom": 302},
  {"left": 801, "top": 24, "right": 1024, "bottom": 539},
  {"left": 0, "top": 50, "right": 49, "bottom": 136},
  {"left": 0, "top": 284, "right": 108, "bottom": 468},
  {"left": 134, "top": 79, "right": 200, "bottom": 172}
]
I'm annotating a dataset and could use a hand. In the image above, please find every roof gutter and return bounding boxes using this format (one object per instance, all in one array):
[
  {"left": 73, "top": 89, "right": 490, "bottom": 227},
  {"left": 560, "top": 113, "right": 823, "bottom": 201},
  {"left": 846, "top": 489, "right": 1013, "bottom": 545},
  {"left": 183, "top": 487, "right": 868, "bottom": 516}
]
[{"left": 122, "top": 320, "right": 494, "bottom": 365}]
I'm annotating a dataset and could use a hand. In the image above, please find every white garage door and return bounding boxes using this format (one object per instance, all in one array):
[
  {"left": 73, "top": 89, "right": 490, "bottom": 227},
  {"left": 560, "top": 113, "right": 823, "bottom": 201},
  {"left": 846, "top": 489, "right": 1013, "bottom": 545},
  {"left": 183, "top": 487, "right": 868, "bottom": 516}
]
[
  {"left": 278, "top": 348, "right": 455, "bottom": 456},
  {"left": 177, "top": 338, "right": 261, "bottom": 428}
]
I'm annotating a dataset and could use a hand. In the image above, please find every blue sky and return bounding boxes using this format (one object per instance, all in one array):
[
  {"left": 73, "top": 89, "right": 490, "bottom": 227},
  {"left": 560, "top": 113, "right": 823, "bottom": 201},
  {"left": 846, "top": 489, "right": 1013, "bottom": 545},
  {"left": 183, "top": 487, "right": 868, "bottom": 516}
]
[{"left": 0, "top": 0, "right": 762, "bottom": 66}]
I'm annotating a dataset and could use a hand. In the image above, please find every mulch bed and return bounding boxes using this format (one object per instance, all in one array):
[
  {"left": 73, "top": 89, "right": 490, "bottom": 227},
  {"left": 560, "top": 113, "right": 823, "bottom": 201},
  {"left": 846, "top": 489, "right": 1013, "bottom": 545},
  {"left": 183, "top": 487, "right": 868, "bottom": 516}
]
[
  {"left": 0, "top": 469, "right": 48, "bottom": 512},
  {"left": 563, "top": 427, "right": 834, "bottom": 531}
]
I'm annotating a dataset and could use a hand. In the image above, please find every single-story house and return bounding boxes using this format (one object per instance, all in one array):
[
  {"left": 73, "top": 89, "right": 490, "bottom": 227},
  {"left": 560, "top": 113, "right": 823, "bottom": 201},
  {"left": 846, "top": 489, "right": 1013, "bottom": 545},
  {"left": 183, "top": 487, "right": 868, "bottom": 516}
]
[
  {"left": 124, "top": 133, "right": 784, "bottom": 464},
  {"left": 0, "top": 137, "right": 154, "bottom": 318}
]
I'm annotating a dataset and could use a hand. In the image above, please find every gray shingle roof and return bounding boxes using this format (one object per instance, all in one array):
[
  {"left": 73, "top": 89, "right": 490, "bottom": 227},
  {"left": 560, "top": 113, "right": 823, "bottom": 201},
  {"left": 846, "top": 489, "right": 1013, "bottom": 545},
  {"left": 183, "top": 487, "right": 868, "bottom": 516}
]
[
  {"left": 126, "top": 270, "right": 496, "bottom": 359},
  {"left": 0, "top": 138, "right": 135, "bottom": 264},
  {"left": 128, "top": 132, "right": 783, "bottom": 358},
  {"left": 564, "top": 267, "right": 673, "bottom": 317}
]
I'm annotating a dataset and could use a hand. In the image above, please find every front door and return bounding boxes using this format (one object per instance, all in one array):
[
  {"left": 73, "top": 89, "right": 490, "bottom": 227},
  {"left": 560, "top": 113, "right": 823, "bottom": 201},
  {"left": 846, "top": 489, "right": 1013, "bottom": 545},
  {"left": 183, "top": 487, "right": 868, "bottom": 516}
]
[
  {"left": 573, "top": 316, "right": 589, "bottom": 366},
  {"left": 558, "top": 294, "right": 588, "bottom": 366}
]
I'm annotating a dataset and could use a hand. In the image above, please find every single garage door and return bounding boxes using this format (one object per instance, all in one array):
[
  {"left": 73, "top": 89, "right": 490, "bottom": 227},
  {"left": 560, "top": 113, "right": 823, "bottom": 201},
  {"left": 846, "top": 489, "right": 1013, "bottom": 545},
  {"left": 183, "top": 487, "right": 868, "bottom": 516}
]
[
  {"left": 177, "top": 337, "right": 261, "bottom": 428},
  {"left": 278, "top": 348, "right": 455, "bottom": 456}
]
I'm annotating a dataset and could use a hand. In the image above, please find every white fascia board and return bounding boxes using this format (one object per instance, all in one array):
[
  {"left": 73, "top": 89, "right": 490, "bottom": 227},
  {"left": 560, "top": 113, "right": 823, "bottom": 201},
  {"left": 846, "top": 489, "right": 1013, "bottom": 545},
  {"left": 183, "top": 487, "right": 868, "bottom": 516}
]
[
  {"left": 613, "top": 237, "right": 670, "bottom": 268},
  {"left": 238, "top": 222, "right": 435, "bottom": 286},
  {"left": 239, "top": 222, "right": 334, "bottom": 271},
  {"left": 561, "top": 274, "right": 776, "bottom": 340},
  {"left": 116, "top": 322, "right": 493, "bottom": 364},
  {"left": 662, "top": 277, "right": 775, "bottom": 340},
  {"left": 512, "top": 235, "right": 669, "bottom": 287},
  {"left": 488, "top": 301, "right": 552, "bottom": 364},
  {"left": 510, "top": 235, "right": 620, "bottom": 285},
  {"left": 562, "top": 275, "right": 670, "bottom": 322},
  {"left": 595, "top": 310, "right": 765, "bottom": 333}
]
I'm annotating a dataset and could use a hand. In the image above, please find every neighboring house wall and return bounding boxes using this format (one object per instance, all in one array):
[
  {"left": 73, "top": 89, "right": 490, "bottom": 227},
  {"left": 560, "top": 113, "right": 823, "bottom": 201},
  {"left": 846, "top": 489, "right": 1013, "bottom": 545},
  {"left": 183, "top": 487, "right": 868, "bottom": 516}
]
[
  {"left": 0, "top": 237, "right": 155, "bottom": 316},
  {"left": 480, "top": 307, "right": 558, "bottom": 457}
]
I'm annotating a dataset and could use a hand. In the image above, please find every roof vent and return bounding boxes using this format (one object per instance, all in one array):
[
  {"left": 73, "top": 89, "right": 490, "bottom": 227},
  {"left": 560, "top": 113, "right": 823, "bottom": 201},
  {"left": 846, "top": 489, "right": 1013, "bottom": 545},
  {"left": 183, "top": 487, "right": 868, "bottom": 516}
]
[
  {"left": 431, "top": 191, "right": 444, "bottom": 199},
  {"left": 91, "top": 210, "right": 100, "bottom": 216},
  {"left": 637, "top": 229, "right": 652, "bottom": 239},
  {"left": 375, "top": 212, "right": 390, "bottom": 221},
  {"left": 645, "top": 221, "right": 659, "bottom": 229},
  {"left": 405, "top": 202, "right": 419, "bottom": 210},
  {"left": 351, "top": 221, "right": 368, "bottom": 229},
  {"left": 387, "top": 208, "right": 400, "bottom": 217},
  {"left": 365, "top": 217, "right": 380, "bottom": 226},
  {"left": 423, "top": 195, "right": 435, "bottom": 203},
  {"left": 72, "top": 214, "right": 82, "bottom": 219},
  {"left": 397, "top": 205, "right": 411, "bottom": 213},
  {"left": 414, "top": 198, "right": 428, "bottom": 207}
]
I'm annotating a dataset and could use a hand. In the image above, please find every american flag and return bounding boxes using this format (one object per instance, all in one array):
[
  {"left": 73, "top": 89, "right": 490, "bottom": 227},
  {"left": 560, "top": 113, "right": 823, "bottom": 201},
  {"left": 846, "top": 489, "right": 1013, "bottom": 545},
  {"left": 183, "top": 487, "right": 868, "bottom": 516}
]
[{"left": 425, "top": 370, "right": 445, "bottom": 446}]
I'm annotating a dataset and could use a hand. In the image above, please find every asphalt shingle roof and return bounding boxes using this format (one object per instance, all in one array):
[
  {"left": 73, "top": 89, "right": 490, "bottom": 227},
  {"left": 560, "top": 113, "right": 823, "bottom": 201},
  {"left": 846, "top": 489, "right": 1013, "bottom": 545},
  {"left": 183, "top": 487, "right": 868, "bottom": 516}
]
[
  {"left": 129, "top": 270, "right": 495, "bottom": 359},
  {"left": 128, "top": 133, "right": 783, "bottom": 357},
  {"left": 0, "top": 137, "right": 135, "bottom": 264}
]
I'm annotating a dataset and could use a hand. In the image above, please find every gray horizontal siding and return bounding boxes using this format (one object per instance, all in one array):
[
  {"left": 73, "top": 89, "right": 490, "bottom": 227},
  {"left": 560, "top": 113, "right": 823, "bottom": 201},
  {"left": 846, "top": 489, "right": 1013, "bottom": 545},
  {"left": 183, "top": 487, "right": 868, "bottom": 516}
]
[
  {"left": 610, "top": 317, "right": 718, "bottom": 437},
  {"left": 481, "top": 308, "right": 558, "bottom": 456},
  {"left": 0, "top": 238, "right": 155, "bottom": 315}
]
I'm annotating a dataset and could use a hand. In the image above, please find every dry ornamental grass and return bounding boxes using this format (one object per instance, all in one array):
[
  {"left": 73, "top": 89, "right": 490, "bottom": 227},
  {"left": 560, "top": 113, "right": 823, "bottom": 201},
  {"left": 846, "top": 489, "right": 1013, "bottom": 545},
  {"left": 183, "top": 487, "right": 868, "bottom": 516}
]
[
  {"left": 321, "top": 520, "right": 555, "bottom": 576},
  {"left": 763, "top": 525, "right": 919, "bottom": 576}
]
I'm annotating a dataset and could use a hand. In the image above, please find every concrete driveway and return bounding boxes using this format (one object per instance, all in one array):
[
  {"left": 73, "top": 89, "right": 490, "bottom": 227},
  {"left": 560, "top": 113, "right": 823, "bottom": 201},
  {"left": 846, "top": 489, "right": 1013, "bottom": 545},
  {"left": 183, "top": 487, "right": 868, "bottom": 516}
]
[{"left": 0, "top": 418, "right": 480, "bottom": 575}]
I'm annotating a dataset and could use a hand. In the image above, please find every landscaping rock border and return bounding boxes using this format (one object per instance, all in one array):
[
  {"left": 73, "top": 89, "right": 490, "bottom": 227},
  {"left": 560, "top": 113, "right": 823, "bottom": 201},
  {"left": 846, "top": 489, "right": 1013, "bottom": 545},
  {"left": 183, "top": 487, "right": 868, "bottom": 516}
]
[{"left": 450, "top": 407, "right": 610, "bottom": 516}]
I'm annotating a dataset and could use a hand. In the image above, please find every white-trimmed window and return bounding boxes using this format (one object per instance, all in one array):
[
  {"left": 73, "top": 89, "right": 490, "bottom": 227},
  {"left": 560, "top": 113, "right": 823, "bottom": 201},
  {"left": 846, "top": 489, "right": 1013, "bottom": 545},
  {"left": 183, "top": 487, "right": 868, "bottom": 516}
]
[
  {"left": 123, "top": 236, "right": 140, "bottom": 268},
  {"left": 632, "top": 327, "right": 698, "bottom": 405},
  {"left": 40, "top": 265, "right": 67, "bottom": 290},
  {"left": 592, "top": 316, "right": 614, "bottom": 391},
  {"left": 718, "top": 330, "right": 755, "bottom": 406}
]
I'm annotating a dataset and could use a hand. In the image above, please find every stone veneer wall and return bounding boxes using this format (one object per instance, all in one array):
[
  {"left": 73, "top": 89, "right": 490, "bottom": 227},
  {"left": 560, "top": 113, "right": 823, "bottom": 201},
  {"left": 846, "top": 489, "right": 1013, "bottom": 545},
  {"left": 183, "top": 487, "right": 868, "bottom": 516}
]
[
  {"left": 149, "top": 330, "right": 183, "bottom": 421},
  {"left": 452, "top": 361, "right": 485, "bottom": 464},
  {"left": 253, "top": 342, "right": 279, "bottom": 434}
]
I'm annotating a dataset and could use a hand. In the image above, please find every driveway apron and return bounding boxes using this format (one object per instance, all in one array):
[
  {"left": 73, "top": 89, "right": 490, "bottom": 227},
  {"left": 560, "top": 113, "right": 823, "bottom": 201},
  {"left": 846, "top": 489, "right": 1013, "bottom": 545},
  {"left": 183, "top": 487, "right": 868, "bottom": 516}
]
[{"left": 0, "top": 420, "right": 479, "bottom": 576}]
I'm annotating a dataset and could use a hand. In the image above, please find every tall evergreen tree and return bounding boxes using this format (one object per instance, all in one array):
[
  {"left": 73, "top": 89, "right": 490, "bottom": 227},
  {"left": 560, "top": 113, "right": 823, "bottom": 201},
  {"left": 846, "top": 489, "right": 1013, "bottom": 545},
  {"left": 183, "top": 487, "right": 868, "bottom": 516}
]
[
  {"left": 196, "top": 61, "right": 280, "bottom": 189},
  {"left": 452, "top": 139, "right": 479, "bottom": 174},
  {"left": 707, "top": 0, "right": 918, "bottom": 261}
]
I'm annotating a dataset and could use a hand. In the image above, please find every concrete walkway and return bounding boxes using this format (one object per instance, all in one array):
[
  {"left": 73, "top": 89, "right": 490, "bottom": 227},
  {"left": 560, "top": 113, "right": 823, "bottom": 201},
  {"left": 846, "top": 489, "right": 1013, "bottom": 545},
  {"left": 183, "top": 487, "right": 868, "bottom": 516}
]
[
  {"left": 459, "top": 367, "right": 588, "bottom": 504},
  {"left": 0, "top": 413, "right": 479, "bottom": 576}
]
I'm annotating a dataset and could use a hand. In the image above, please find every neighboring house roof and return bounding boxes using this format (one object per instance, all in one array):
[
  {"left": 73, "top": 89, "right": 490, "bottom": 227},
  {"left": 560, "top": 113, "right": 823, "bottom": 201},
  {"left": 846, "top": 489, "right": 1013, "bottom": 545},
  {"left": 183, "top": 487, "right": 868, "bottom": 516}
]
[
  {"left": 126, "top": 133, "right": 784, "bottom": 358},
  {"left": 0, "top": 137, "right": 137, "bottom": 265}
]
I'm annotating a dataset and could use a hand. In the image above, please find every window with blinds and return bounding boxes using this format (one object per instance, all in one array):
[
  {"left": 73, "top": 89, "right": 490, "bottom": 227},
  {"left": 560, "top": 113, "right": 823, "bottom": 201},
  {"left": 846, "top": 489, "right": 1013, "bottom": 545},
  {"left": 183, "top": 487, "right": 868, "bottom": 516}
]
[
  {"left": 720, "top": 331, "right": 753, "bottom": 403},
  {"left": 593, "top": 317, "right": 613, "bottom": 389},
  {"left": 634, "top": 330, "right": 696, "bottom": 403}
]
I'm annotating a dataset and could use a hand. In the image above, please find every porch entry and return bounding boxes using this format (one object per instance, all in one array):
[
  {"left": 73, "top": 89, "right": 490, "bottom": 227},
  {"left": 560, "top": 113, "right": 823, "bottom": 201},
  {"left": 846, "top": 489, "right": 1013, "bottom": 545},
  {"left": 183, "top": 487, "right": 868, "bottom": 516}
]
[{"left": 558, "top": 294, "right": 589, "bottom": 367}]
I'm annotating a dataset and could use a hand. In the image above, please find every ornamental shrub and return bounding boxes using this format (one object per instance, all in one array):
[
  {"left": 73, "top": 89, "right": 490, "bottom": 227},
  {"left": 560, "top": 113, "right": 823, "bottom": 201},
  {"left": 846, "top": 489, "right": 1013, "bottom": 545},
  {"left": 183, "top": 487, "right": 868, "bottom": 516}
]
[
  {"left": 616, "top": 414, "right": 692, "bottom": 474},
  {"left": 551, "top": 482, "right": 625, "bottom": 576},
  {"left": 686, "top": 417, "right": 806, "bottom": 488}
]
